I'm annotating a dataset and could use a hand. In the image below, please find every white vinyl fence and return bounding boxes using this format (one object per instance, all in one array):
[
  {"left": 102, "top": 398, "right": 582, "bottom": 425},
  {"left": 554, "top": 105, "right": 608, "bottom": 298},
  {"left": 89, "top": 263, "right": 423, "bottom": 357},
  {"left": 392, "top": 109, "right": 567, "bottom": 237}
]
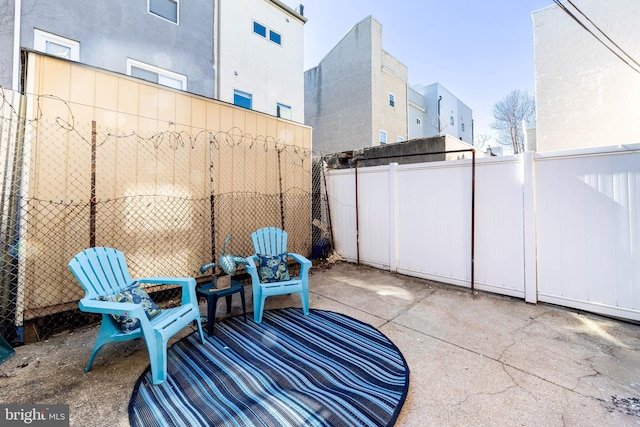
[{"left": 326, "top": 144, "right": 640, "bottom": 321}]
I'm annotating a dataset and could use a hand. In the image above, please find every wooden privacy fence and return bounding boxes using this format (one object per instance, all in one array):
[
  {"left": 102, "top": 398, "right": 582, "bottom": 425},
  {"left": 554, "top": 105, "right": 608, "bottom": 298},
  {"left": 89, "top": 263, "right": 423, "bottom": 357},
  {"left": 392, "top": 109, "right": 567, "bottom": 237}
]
[{"left": 0, "top": 71, "right": 322, "bottom": 343}]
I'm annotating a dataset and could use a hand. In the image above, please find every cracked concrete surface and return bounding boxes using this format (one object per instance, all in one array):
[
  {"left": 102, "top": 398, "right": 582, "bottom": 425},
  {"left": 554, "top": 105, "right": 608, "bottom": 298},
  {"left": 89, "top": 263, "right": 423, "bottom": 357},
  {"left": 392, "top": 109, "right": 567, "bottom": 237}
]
[{"left": 1, "top": 262, "right": 640, "bottom": 426}]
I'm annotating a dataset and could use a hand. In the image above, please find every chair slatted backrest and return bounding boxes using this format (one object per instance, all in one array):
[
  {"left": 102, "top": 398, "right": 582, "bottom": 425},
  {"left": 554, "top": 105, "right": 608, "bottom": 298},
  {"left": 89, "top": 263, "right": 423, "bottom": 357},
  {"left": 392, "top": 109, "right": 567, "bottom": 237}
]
[
  {"left": 68, "top": 247, "right": 135, "bottom": 299},
  {"left": 252, "top": 227, "right": 288, "bottom": 256}
]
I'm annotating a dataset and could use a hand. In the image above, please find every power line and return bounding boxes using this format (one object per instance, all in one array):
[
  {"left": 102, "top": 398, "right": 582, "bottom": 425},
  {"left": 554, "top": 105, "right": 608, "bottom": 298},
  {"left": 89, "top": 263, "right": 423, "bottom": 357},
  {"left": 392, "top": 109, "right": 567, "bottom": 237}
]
[
  {"left": 565, "top": 0, "right": 640, "bottom": 69},
  {"left": 552, "top": 0, "right": 640, "bottom": 74}
]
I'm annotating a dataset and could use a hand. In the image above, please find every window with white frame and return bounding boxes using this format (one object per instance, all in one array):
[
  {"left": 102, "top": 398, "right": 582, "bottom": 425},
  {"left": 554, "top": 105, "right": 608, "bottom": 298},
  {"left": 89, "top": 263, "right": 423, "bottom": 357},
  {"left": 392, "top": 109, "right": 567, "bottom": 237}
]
[
  {"left": 253, "top": 20, "right": 282, "bottom": 46},
  {"left": 416, "top": 117, "right": 422, "bottom": 126},
  {"left": 379, "top": 130, "right": 387, "bottom": 145},
  {"left": 397, "top": 136, "right": 404, "bottom": 142},
  {"left": 269, "top": 30, "right": 282, "bottom": 45},
  {"left": 33, "top": 29, "right": 79, "bottom": 61},
  {"left": 277, "top": 103, "right": 292, "bottom": 120},
  {"left": 127, "top": 59, "right": 186, "bottom": 90},
  {"left": 149, "top": 0, "right": 178, "bottom": 24},
  {"left": 234, "top": 90, "right": 252, "bottom": 109},
  {"left": 389, "top": 93, "right": 395, "bottom": 107}
]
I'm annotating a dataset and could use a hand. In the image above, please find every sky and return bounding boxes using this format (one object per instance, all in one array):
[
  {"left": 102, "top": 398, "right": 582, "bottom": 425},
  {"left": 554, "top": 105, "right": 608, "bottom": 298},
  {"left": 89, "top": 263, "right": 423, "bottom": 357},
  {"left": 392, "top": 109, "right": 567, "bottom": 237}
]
[{"left": 290, "top": 0, "right": 556, "bottom": 146}]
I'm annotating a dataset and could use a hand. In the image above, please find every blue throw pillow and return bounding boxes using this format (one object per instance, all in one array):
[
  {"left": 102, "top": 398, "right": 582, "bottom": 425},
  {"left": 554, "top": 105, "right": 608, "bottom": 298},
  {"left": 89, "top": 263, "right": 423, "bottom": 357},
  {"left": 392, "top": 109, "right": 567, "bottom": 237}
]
[
  {"left": 257, "top": 253, "right": 291, "bottom": 283},
  {"left": 97, "top": 283, "right": 162, "bottom": 333}
]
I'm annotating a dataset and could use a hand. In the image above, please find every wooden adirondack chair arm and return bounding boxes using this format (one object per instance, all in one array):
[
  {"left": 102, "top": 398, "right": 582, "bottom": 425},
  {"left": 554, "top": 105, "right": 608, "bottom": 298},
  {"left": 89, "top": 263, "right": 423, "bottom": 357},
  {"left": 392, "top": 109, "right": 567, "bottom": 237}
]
[{"left": 79, "top": 297, "right": 146, "bottom": 319}]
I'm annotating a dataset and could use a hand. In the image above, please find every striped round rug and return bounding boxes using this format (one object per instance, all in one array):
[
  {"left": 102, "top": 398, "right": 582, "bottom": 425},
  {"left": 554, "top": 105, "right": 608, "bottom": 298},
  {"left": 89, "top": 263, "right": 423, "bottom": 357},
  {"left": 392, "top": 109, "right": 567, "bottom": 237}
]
[{"left": 129, "top": 308, "right": 410, "bottom": 427}]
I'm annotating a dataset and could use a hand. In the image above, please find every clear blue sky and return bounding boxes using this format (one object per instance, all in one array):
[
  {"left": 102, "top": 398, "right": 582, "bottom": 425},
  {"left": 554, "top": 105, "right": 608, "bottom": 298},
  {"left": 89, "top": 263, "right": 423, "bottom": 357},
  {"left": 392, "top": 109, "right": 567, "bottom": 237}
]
[{"left": 292, "top": 0, "right": 555, "bottom": 145}]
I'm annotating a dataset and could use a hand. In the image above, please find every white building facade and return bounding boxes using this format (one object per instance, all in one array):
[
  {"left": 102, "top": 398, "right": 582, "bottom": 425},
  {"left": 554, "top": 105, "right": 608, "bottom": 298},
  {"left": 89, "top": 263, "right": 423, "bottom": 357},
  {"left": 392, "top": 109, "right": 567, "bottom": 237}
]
[
  {"left": 216, "top": 0, "right": 307, "bottom": 123},
  {"left": 533, "top": 0, "right": 640, "bottom": 152},
  {"left": 408, "top": 83, "right": 473, "bottom": 144}
]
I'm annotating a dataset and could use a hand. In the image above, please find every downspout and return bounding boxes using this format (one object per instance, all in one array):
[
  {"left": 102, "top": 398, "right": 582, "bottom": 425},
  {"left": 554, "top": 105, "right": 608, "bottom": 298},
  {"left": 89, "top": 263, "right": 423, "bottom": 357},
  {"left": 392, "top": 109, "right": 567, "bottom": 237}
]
[
  {"left": 213, "top": 0, "right": 220, "bottom": 99},
  {"left": 471, "top": 119, "right": 475, "bottom": 145},
  {"left": 437, "top": 95, "right": 442, "bottom": 134},
  {"left": 471, "top": 149, "right": 476, "bottom": 293},
  {"left": 12, "top": 0, "right": 22, "bottom": 91},
  {"left": 355, "top": 159, "right": 360, "bottom": 265}
]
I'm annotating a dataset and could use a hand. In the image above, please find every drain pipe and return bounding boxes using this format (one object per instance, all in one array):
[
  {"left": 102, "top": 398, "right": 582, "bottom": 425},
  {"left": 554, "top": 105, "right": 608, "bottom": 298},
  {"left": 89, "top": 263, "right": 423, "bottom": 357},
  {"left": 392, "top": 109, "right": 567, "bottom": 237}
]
[
  {"left": 471, "top": 149, "right": 476, "bottom": 293},
  {"left": 12, "top": 0, "right": 22, "bottom": 91},
  {"left": 437, "top": 96, "right": 442, "bottom": 134},
  {"left": 355, "top": 158, "right": 360, "bottom": 265}
]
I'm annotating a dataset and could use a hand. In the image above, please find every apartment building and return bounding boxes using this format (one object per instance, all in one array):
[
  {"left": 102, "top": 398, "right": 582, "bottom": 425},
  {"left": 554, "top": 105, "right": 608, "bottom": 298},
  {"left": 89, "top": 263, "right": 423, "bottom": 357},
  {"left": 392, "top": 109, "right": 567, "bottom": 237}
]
[
  {"left": 217, "top": 0, "right": 306, "bottom": 123},
  {"left": 305, "top": 15, "right": 473, "bottom": 154},
  {"left": 408, "top": 83, "right": 473, "bottom": 144},
  {"left": 304, "top": 16, "right": 409, "bottom": 154},
  {"left": 0, "top": 0, "right": 305, "bottom": 122}
]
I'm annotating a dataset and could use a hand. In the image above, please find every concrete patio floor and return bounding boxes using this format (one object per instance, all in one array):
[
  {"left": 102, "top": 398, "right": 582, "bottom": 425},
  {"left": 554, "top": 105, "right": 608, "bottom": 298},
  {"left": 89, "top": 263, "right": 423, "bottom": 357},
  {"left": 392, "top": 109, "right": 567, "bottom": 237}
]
[{"left": 1, "top": 261, "right": 640, "bottom": 426}]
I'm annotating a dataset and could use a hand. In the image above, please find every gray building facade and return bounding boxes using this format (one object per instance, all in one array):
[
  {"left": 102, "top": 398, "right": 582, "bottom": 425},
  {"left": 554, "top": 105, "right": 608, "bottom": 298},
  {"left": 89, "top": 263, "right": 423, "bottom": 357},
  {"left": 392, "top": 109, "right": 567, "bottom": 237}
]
[
  {"left": 304, "top": 16, "right": 408, "bottom": 154},
  {"left": 2, "top": 0, "right": 215, "bottom": 97}
]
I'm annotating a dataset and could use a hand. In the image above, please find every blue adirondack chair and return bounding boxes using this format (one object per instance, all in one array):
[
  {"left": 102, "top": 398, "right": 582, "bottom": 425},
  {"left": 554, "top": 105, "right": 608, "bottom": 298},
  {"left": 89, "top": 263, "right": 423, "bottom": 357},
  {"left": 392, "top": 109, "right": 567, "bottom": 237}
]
[
  {"left": 68, "top": 247, "right": 205, "bottom": 385},
  {"left": 246, "top": 227, "right": 311, "bottom": 322}
]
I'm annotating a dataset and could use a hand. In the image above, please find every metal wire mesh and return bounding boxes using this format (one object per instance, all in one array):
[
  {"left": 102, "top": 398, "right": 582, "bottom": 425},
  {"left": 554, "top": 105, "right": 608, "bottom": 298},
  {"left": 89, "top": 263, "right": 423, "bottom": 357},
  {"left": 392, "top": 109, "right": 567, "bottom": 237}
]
[{"left": 0, "top": 88, "right": 333, "bottom": 344}]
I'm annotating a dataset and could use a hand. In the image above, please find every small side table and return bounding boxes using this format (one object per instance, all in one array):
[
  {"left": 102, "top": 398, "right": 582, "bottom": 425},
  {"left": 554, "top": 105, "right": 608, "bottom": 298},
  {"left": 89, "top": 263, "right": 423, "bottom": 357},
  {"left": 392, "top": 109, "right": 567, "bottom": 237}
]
[{"left": 197, "top": 280, "right": 247, "bottom": 335}]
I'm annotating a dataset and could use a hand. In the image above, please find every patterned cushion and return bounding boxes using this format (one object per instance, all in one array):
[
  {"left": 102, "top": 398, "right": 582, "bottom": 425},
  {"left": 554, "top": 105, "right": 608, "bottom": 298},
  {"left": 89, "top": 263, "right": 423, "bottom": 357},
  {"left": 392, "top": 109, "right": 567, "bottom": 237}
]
[
  {"left": 97, "top": 283, "right": 162, "bottom": 333},
  {"left": 257, "top": 253, "right": 291, "bottom": 283}
]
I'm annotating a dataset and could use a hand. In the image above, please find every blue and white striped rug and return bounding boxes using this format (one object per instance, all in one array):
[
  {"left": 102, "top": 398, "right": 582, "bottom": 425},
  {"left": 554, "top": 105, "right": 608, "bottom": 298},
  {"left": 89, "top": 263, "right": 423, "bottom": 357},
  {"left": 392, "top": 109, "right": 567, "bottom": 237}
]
[{"left": 129, "top": 308, "right": 410, "bottom": 426}]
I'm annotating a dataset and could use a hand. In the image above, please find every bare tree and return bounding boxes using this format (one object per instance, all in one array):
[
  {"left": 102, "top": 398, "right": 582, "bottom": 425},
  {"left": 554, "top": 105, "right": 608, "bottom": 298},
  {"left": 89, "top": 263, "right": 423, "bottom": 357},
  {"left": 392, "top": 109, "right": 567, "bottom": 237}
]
[
  {"left": 474, "top": 133, "right": 492, "bottom": 150},
  {"left": 490, "top": 90, "right": 535, "bottom": 154}
]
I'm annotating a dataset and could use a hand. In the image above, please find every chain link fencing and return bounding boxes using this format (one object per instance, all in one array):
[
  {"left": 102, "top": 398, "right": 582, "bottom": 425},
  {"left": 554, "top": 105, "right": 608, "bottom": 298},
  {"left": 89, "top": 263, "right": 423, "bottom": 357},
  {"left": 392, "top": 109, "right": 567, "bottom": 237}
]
[{"left": 0, "top": 88, "right": 333, "bottom": 344}]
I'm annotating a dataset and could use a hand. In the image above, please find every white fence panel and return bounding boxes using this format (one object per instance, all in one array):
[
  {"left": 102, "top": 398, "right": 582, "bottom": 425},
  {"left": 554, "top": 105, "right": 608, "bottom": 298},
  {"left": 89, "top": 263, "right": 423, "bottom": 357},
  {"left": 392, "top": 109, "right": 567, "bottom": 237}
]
[
  {"left": 327, "top": 169, "right": 358, "bottom": 261},
  {"left": 327, "top": 156, "right": 528, "bottom": 297},
  {"left": 473, "top": 157, "right": 528, "bottom": 297},
  {"left": 356, "top": 165, "right": 393, "bottom": 269},
  {"left": 536, "top": 147, "right": 640, "bottom": 320},
  {"left": 326, "top": 145, "right": 640, "bottom": 321},
  {"left": 395, "top": 161, "right": 472, "bottom": 286}
]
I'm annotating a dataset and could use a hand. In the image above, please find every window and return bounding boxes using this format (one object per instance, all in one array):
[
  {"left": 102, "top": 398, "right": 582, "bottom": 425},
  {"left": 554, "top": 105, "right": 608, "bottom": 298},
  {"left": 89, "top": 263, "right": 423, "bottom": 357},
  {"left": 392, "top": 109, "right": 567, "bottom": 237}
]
[
  {"left": 416, "top": 118, "right": 422, "bottom": 126},
  {"left": 397, "top": 136, "right": 404, "bottom": 142},
  {"left": 127, "top": 59, "right": 187, "bottom": 90},
  {"left": 149, "top": 0, "right": 178, "bottom": 24},
  {"left": 450, "top": 116, "right": 455, "bottom": 126},
  {"left": 269, "top": 30, "right": 282, "bottom": 45},
  {"left": 33, "top": 29, "right": 79, "bottom": 61},
  {"left": 389, "top": 93, "right": 395, "bottom": 107},
  {"left": 277, "top": 103, "right": 292, "bottom": 120},
  {"left": 379, "top": 130, "right": 387, "bottom": 145},
  {"left": 461, "top": 122, "right": 465, "bottom": 132},
  {"left": 234, "top": 90, "right": 252, "bottom": 109},
  {"left": 254, "top": 21, "right": 282, "bottom": 45},
  {"left": 253, "top": 21, "right": 267, "bottom": 38}
]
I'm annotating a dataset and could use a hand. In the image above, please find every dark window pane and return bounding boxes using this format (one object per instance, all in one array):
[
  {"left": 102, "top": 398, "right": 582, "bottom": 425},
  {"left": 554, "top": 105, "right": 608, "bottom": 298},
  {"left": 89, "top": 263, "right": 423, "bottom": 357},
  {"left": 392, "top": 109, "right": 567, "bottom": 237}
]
[
  {"left": 269, "top": 30, "right": 281, "bottom": 45},
  {"left": 234, "top": 91, "right": 252, "bottom": 109},
  {"left": 254, "top": 22, "right": 267, "bottom": 37}
]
